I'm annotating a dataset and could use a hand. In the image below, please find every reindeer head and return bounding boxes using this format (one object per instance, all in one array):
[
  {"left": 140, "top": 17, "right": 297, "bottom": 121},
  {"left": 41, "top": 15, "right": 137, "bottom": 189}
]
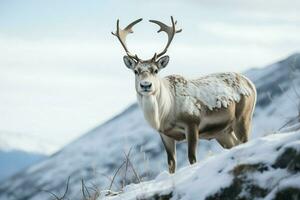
[{"left": 112, "top": 17, "right": 182, "bottom": 96}]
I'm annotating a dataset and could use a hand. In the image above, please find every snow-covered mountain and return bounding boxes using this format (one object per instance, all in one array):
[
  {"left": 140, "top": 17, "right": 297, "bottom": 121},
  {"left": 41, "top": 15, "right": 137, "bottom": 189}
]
[
  {"left": 0, "top": 53, "right": 299, "bottom": 200},
  {"left": 0, "top": 131, "right": 49, "bottom": 182},
  {"left": 246, "top": 53, "right": 300, "bottom": 138},
  {"left": 0, "top": 150, "right": 45, "bottom": 182},
  {"left": 105, "top": 129, "right": 300, "bottom": 200}
]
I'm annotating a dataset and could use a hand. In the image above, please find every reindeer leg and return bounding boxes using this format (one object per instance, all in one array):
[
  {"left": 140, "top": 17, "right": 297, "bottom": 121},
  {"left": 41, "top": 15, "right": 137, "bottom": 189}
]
[
  {"left": 234, "top": 118, "right": 251, "bottom": 143},
  {"left": 187, "top": 124, "right": 198, "bottom": 164},
  {"left": 160, "top": 134, "right": 176, "bottom": 173}
]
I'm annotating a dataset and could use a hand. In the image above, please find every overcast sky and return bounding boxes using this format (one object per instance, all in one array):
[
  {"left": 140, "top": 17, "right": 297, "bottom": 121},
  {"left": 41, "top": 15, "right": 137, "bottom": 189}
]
[{"left": 0, "top": 0, "right": 299, "bottom": 154}]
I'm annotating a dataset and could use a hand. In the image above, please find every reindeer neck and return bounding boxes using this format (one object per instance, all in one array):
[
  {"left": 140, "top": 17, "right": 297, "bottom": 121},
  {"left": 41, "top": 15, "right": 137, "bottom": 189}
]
[{"left": 137, "top": 77, "right": 173, "bottom": 130}]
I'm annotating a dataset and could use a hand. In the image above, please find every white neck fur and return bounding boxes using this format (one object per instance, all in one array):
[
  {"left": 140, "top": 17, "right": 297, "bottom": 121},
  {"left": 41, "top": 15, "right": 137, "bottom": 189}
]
[{"left": 137, "top": 79, "right": 173, "bottom": 130}]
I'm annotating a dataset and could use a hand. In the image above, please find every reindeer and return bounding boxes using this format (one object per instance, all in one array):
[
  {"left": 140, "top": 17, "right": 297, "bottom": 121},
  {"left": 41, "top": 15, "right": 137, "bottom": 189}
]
[{"left": 112, "top": 17, "right": 257, "bottom": 173}]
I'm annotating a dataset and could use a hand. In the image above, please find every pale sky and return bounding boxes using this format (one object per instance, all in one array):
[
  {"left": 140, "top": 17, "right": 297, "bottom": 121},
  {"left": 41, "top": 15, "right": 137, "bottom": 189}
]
[{"left": 0, "top": 0, "right": 299, "bottom": 154}]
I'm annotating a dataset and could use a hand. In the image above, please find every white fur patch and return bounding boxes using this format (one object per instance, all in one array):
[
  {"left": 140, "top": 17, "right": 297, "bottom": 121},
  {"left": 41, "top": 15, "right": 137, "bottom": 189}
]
[
  {"left": 175, "top": 72, "right": 253, "bottom": 111},
  {"left": 139, "top": 95, "right": 160, "bottom": 129}
]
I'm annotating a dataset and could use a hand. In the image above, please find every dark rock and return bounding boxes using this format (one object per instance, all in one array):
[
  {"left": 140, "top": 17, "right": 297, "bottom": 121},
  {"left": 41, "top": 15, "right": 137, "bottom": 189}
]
[
  {"left": 206, "top": 163, "right": 270, "bottom": 200},
  {"left": 273, "top": 147, "right": 300, "bottom": 173},
  {"left": 274, "top": 187, "right": 300, "bottom": 200},
  {"left": 138, "top": 192, "right": 173, "bottom": 200},
  {"left": 232, "top": 163, "right": 269, "bottom": 176}
]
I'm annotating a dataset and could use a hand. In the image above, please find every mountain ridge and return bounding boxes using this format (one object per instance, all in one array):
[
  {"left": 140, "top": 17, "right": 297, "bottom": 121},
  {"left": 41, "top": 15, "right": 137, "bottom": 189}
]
[{"left": 0, "top": 53, "right": 299, "bottom": 200}]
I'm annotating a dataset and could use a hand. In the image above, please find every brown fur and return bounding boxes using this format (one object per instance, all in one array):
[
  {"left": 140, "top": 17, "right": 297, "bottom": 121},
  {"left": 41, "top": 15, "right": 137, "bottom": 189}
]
[{"left": 160, "top": 74, "right": 256, "bottom": 173}]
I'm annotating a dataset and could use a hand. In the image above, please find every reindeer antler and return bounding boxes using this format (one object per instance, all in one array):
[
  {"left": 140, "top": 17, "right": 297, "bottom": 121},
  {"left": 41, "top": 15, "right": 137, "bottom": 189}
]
[
  {"left": 149, "top": 16, "right": 182, "bottom": 60},
  {"left": 112, "top": 18, "right": 143, "bottom": 61}
]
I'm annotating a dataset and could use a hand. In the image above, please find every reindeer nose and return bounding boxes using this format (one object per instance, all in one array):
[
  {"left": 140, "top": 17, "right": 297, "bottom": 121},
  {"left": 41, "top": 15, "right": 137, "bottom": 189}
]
[{"left": 140, "top": 81, "right": 152, "bottom": 90}]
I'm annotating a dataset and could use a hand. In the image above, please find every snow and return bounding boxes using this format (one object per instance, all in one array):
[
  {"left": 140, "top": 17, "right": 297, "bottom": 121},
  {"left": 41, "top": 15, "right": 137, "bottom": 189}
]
[
  {"left": 175, "top": 72, "right": 252, "bottom": 111},
  {"left": 103, "top": 130, "right": 300, "bottom": 200},
  {"left": 248, "top": 54, "right": 300, "bottom": 138}
]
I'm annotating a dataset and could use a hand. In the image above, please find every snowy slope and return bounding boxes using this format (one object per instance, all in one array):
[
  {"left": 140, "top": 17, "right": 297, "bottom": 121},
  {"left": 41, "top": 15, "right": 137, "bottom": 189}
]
[
  {"left": 247, "top": 53, "right": 300, "bottom": 137},
  {"left": 0, "top": 53, "right": 299, "bottom": 200},
  {"left": 0, "top": 129, "right": 56, "bottom": 182},
  {"left": 0, "top": 131, "right": 48, "bottom": 182},
  {"left": 0, "top": 150, "right": 45, "bottom": 182},
  {"left": 104, "top": 129, "right": 300, "bottom": 200}
]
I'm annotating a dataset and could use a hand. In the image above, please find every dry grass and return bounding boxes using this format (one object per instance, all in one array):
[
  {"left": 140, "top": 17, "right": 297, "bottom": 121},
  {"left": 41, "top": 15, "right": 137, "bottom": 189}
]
[{"left": 43, "top": 148, "right": 143, "bottom": 200}]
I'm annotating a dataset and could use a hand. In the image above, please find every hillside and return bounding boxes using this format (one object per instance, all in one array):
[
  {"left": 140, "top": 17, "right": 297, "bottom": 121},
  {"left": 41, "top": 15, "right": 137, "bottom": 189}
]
[
  {"left": 246, "top": 53, "right": 300, "bottom": 137},
  {"left": 0, "top": 130, "right": 48, "bottom": 182},
  {"left": 104, "top": 129, "right": 300, "bottom": 200},
  {"left": 0, "top": 53, "right": 299, "bottom": 200},
  {"left": 0, "top": 150, "right": 45, "bottom": 182}
]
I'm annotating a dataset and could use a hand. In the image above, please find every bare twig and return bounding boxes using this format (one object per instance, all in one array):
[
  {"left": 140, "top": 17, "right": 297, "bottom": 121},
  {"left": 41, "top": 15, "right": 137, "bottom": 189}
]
[
  {"left": 42, "top": 176, "right": 70, "bottom": 200},
  {"left": 81, "top": 179, "right": 91, "bottom": 200},
  {"left": 87, "top": 183, "right": 101, "bottom": 200},
  {"left": 42, "top": 147, "right": 144, "bottom": 199},
  {"left": 42, "top": 189, "right": 61, "bottom": 200},
  {"left": 122, "top": 147, "right": 133, "bottom": 188},
  {"left": 108, "top": 160, "right": 126, "bottom": 192},
  {"left": 123, "top": 150, "right": 141, "bottom": 183},
  {"left": 99, "top": 172, "right": 116, "bottom": 187}
]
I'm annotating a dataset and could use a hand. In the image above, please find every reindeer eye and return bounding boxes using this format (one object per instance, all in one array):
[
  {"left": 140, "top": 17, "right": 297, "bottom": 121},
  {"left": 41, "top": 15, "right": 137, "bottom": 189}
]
[
  {"left": 154, "top": 69, "right": 158, "bottom": 74},
  {"left": 134, "top": 70, "right": 138, "bottom": 74}
]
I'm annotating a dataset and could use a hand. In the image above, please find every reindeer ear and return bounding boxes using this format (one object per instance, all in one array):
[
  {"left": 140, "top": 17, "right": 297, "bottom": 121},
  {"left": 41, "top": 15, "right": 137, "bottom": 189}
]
[
  {"left": 123, "top": 56, "right": 136, "bottom": 69},
  {"left": 157, "top": 55, "right": 169, "bottom": 69}
]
